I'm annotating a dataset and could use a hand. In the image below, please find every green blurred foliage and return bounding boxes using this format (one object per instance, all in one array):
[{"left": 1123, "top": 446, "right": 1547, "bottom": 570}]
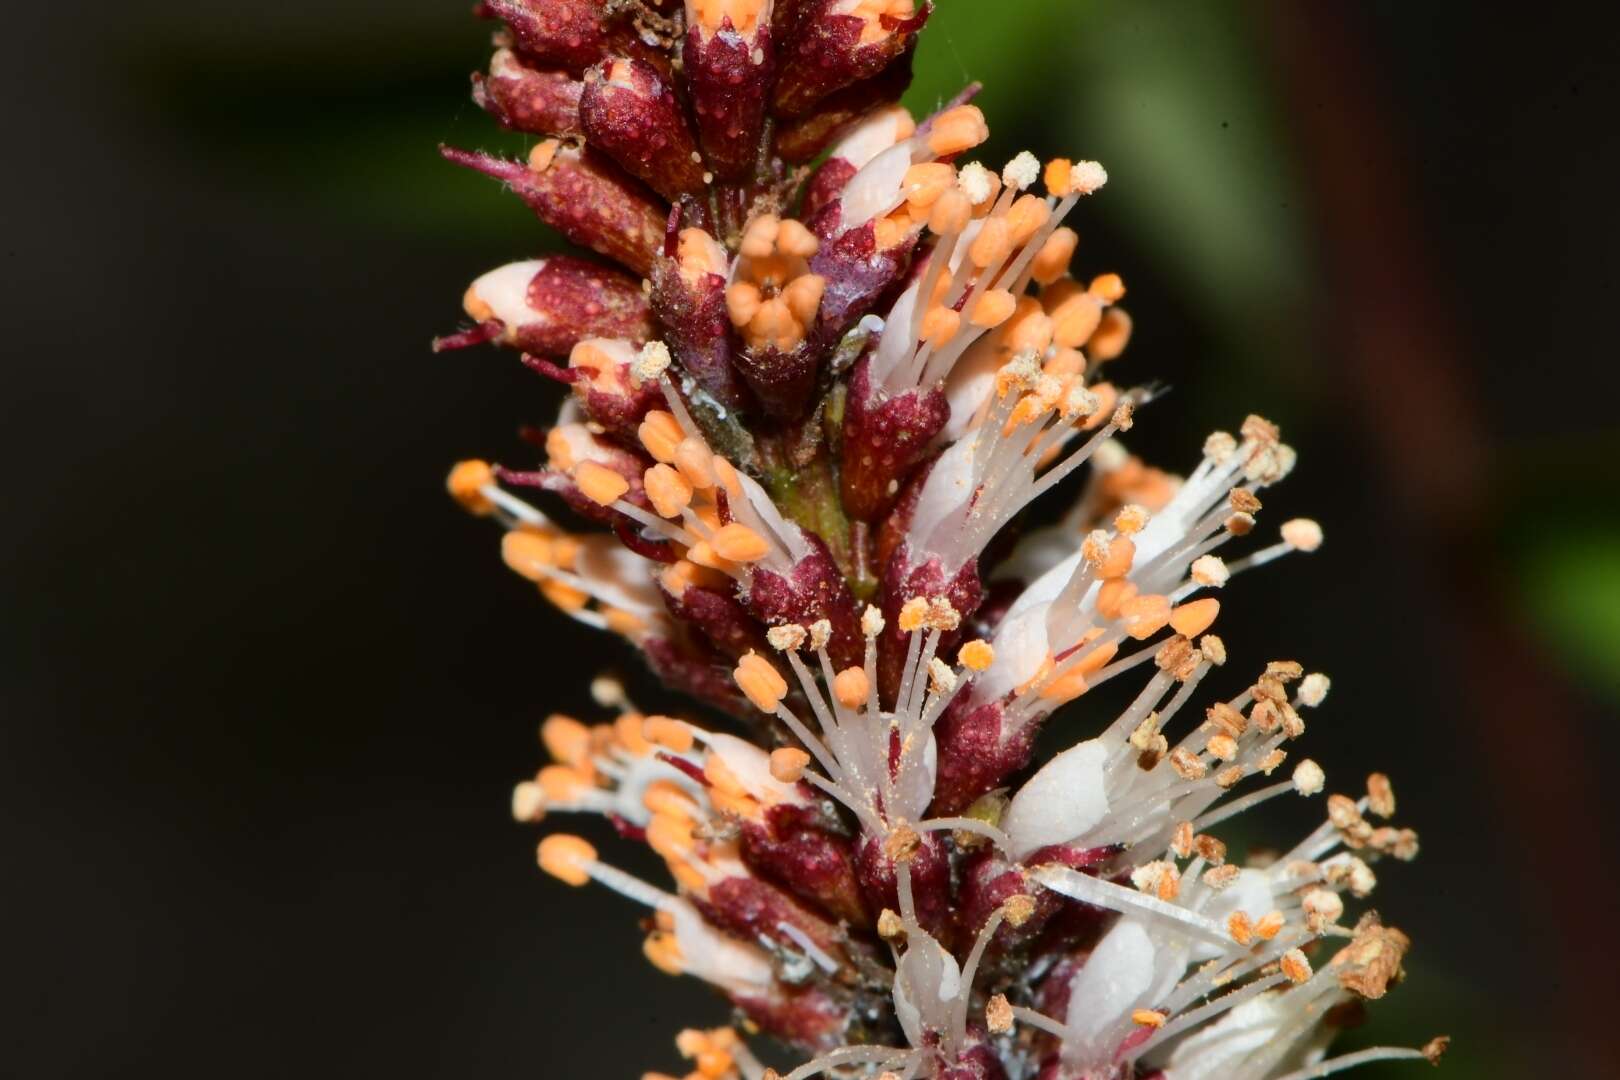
[{"left": 1521, "top": 531, "right": 1620, "bottom": 699}]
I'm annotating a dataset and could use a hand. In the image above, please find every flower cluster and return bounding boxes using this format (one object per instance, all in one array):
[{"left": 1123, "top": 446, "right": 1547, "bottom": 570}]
[{"left": 440, "top": 2, "right": 1446, "bottom": 1077}]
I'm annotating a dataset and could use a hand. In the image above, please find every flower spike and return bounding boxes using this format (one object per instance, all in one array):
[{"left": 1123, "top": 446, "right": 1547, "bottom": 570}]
[{"left": 438, "top": 4, "right": 1442, "bottom": 1078}]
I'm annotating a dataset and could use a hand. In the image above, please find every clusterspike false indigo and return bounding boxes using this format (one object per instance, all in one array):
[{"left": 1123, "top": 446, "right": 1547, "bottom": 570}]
[{"left": 440, "top": 3, "right": 1449, "bottom": 1077}]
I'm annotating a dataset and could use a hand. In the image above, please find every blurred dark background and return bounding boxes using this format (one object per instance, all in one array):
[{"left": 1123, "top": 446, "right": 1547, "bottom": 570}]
[{"left": 5, "top": 2, "right": 1618, "bottom": 1077}]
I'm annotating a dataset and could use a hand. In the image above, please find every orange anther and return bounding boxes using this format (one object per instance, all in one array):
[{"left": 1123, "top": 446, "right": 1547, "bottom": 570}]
[
  {"left": 540, "top": 577, "right": 589, "bottom": 612},
  {"left": 545, "top": 427, "right": 576, "bottom": 471},
  {"left": 1073, "top": 639, "right": 1119, "bottom": 676},
  {"left": 782, "top": 273, "right": 826, "bottom": 325},
  {"left": 969, "top": 217, "right": 1014, "bottom": 268},
  {"left": 711, "top": 523, "right": 770, "bottom": 562},
  {"left": 615, "top": 712, "right": 652, "bottom": 755},
  {"left": 1169, "top": 598, "right": 1220, "bottom": 638},
  {"left": 1088, "top": 307, "right": 1133, "bottom": 362},
  {"left": 1040, "top": 666, "right": 1089, "bottom": 704},
  {"left": 726, "top": 281, "right": 762, "bottom": 328},
  {"left": 678, "top": 227, "right": 727, "bottom": 276},
  {"left": 710, "top": 456, "right": 744, "bottom": 500},
  {"left": 1003, "top": 302, "right": 1055, "bottom": 354},
  {"left": 674, "top": 437, "right": 716, "bottom": 489},
  {"left": 675, "top": 1029, "right": 710, "bottom": 1058},
  {"left": 537, "top": 834, "right": 596, "bottom": 886},
  {"left": 658, "top": 559, "right": 699, "bottom": 597},
  {"left": 527, "top": 138, "right": 559, "bottom": 173},
  {"left": 927, "top": 188, "right": 972, "bottom": 234},
  {"left": 958, "top": 639, "right": 995, "bottom": 672},
  {"left": 684, "top": 540, "right": 738, "bottom": 575},
  {"left": 696, "top": 1049, "right": 732, "bottom": 1078},
  {"left": 1099, "top": 535, "right": 1135, "bottom": 578},
  {"left": 921, "top": 306, "right": 962, "bottom": 349},
  {"left": 1096, "top": 578, "right": 1139, "bottom": 620},
  {"left": 776, "top": 218, "right": 819, "bottom": 258},
  {"left": 447, "top": 460, "right": 495, "bottom": 515},
  {"left": 734, "top": 651, "right": 788, "bottom": 712},
  {"left": 537, "top": 764, "right": 590, "bottom": 801},
  {"left": 769, "top": 747, "right": 811, "bottom": 783},
  {"left": 501, "top": 530, "right": 553, "bottom": 581},
  {"left": 1003, "top": 394, "right": 1046, "bottom": 433},
  {"left": 643, "top": 780, "right": 698, "bottom": 820},
  {"left": 1048, "top": 286, "right": 1104, "bottom": 349},
  {"left": 740, "top": 214, "right": 781, "bottom": 259},
  {"left": 550, "top": 534, "right": 580, "bottom": 571},
  {"left": 873, "top": 213, "right": 908, "bottom": 251},
  {"left": 1006, "top": 193, "right": 1051, "bottom": 245},
  {"left": 639, "top": 411, "right": 684, "bottom": 464},
  {"left": 542, "top": 714, "right": 592, "bottom": 765},
  {"left": 1089, "top": 272, "right": 1126, "bottom": 303},
  {"left": 833, "top": 666, "right": 870, "bottom": 709},
  {"left": 1031, "top": 227, "right": 1078, "bottom": 286},
  {"left": 644, "top": 715, "right": 695, "bottom": 752},
  {"left": 1015, "top": 653, "right": 1057, "bottom": 697},
  {"left": 903, "top": 162, "right": 956, "bottom": 209},
  {"left": 1044, "top": 347, "right": 1086, "bottom": 378},
  {"left": 926, "top": 104, "right": 990, "bottom": 157},
  {"left": 1121, "top": 593, "right": 1172, "bottom": 640},
  {"left": 1044, "top": 158, "right": 1073, "bottom": 197},
  {"left": 702, "top": 751, "right": 748, "bottom": 797},
  {"left": 970, "top": 288, "right": 1017, "bottom": 328},
  {"left": 646, "top": 813, "right": 695, "bottom": 860},
  {"left": 644, "top": 463, "right": 694, "bottom": 518},
  {"left": 707, "top": 787, "right": 759, "bottom": 821},
  {"left": 576, "top": 461, "right": 630, "bottom": 506},
  {"left": 462, "top": 283, "right": 494, "bottom": 323},
  {"left": 748, "top": 296, "right": 800, "bottom": 351},
  {"left": 643, "top": 930, "right": 684, "bottom": 975}
]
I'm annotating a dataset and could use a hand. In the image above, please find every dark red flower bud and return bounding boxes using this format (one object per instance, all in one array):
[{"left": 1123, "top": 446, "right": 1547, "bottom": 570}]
[
  {"left": 732, "top": 340, "right": 820, "bottom": 420},
  {"left": 441, "top": 142, "right": 666, "bottom": 275},
  {"left": 774, "top": 42, "right": 916, "bottom": 163},
  {"left": 876, "top": 547, "right": 981, "bottom": 706},
  {"left": 683, "top": 8, "right": 775, "bottom": 180},
  {"left": 649, "top": 226, "right": 750, "bottom": 409},
  {"left": 839, "top": 354, "right": 948, "bottom": 521},
  {"left": 693, "top": 875, "right": 847, "bottom": 964},
  {"left": 732, "top": 984, "right": 849, "bottom": 1051},
  {"left": 478, "top": 0, "right": 645, "bottom": 75},
  {"left": 643, "top": 634, "right": 756, "bottom": 717},
  {"left": 797, "top": 158, "right": 856, "bottom": 226},
  {"left": 472, "top": 48, "right": 584, "bottom": 136},
  {"left": 580, "top": 58, "right": 706, "bottom": 200},
  {"left": 660, "top": 567, "right": 769, "bottom": 659},
  {"left": 958, "top": 843, "right": 1114, "bottom": 973},
  {"left": 927, "top": 696, "right": 1034, "bottom": 818},
  {"left": 772, "top": 0, "right": 930, "bottom": 117},
  {"left": 438, "top": 255, "right": 652, "bottom": 356},
  {"left": 523, "top": 339, "right": 664, "bottom": 442},
  {"left": 853, "top": 828, "right": 951, "bottom": 939},
  {"left": 808, "top": 219, "right": 920, "bottom": 347},
  {"left": 740, "top": 803, "right": 867, "bottom": 925},
  {"left": 747, "top": 534, "right": 863, "bottom": 669}
]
